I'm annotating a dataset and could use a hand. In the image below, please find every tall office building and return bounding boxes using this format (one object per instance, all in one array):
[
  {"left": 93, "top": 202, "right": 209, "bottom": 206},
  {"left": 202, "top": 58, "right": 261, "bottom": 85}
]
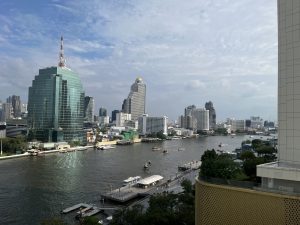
[
  {"left": 7, "top": 95, "right": 21, "bottom": 118},
  {"left": 257, "top": 0, "right": 300, "bottom": 192},
  {"left": 27, "top": 37, "right": 85, "bottom": 143},
  {"left": 99, "top": 107, "right": 107, "bottom": 117},
  {"left": 0, "top": 103, "right": 13, "bottom": 122},
  {"left": 111, "top": 109, "right": 120, "bottom": 122},
  {"left": 123, "top": 77, "right": 146, "bottom": 120},
  {"left": 205, "top": 101, "right": 216, "bottom": 130},
  {"left": 84, "top": 96, "right": 94, "bottom": 122}
]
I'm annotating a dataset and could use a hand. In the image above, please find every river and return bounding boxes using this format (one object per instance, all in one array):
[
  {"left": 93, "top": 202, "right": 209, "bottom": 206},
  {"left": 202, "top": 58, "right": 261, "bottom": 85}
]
[{"left": 0, "top": 135, "right": 247, "bottom": 225}]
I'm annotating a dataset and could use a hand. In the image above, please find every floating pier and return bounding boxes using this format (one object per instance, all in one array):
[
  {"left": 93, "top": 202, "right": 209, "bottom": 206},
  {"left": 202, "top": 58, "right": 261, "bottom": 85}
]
[
  {"left": 178, "top": 160, "right": 201, "bottom": 171},
  {"left": 62, "top": 203, "right": 90, "bottom": 214},
  {"left": 102, "top": 175, "right": 164, "bottom": 203}
]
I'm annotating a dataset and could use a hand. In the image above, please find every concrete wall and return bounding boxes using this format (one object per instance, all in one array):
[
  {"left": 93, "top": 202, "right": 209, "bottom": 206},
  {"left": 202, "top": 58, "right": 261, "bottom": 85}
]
[{"left": 195, "top": 179, "right": 300, "bottom": 225}]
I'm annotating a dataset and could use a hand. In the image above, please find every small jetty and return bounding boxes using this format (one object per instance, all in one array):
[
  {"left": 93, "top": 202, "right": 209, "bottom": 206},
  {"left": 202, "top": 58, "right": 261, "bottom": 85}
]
[
  {"left": 62, "top": 203, "right": 91, "bottom": 214},
  {"left": 116, "top": 140, "right": 132, "bottom": 145},
  {"left": 178, "top": 160, "right": 201, "bottom": 171},
  {"left": 102, "top": 175, "right": 163, "bottom": 203}
]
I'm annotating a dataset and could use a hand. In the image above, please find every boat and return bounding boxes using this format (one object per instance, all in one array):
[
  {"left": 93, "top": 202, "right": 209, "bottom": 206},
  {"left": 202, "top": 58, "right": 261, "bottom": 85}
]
[
  {"left": 59, "top": 149, "right": 68, "bottom": 153},
  {"left": 97, "top": 145, "right": 115, "bottom": 150},
  {"left": 163, "top": 149, "right": 168, "bottom": 154},
  {"left": 152, "top": 146, "right": 161, "bottom": 151},
  {"left": 218, "top": 143, "right": 225, "bottom": 147},
  {"left": 122, "top": 176, "right": 141, "bottom": 186},
  {"left": 178, "top": 147, "right": 185, "bottom": 151},
  {"left": 144, "top": 163, "right": 149, "bottom": 169}
]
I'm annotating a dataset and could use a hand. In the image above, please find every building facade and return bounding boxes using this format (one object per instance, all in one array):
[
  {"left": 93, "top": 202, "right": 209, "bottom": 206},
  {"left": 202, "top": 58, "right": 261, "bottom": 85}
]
[
  {"left": 27, "top": 37, "right": 85, "bottom": 143},
  {"left": 7, "top": 95, "right": 21, "bottom": 118},
  {"left": 138, "top": 114, "right": 168, "bottom": 135},
  {"left": 111, "top": 109, "right": 120, "bottom": 123},
  {"left": 99, "top": 107, "right": 107, "bottom": 117},
  {"left": 205, "top": 101, "right": 216, "bottom": 130},
  {"left": 84, "top": 96, "right": 94, "bottom": 122},
  {"left": 123, "top": 77, "right": 146, "bottom": 120},
  {"left": 192, "top": 108, "right": 209, "bottom": 131},
  {"left": 257, "top": 0, "right": 300, "bottom": 194},
  {"left": 116, "top": 112, "right": 131, "bottom": 127}
]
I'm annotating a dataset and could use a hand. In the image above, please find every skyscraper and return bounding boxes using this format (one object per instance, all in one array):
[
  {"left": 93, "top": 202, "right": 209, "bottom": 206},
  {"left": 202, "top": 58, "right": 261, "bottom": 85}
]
[
  {"left": 111, "top": 109, "right": 120, "bottom": 122},
  {"left": 7, "top": 95, "right": 21, "bottom": 118},
  {"left": 27, "top": 37, "right": 85, "bottom": 143},
  {"left": 205, "top": 101, "right": 216, "bottom": 130},
  {"left": 123, "top": 77, "right": 146, "bottom": 120},
  {"left": 99, "top": 107, "right": 107, "bottom": 117},
  {"left": 84, "top": 96, "right": 94, "bottom": 122}
]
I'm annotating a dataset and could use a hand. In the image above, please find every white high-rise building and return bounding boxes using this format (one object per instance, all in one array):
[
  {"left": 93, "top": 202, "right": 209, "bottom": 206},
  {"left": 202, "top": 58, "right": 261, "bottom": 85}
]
[
  {"left": 123, "top": 77, "right": 146, "bottom": 120},
  {"left": 116, "top": 112, "right": 131, "bottom": 127},
  {"left": 258, "top": 0, "right": 300, "bottom": 194},
  {"left": 138, "top": 114, "right": 168, "bottom": 135},
  {"left": 192, "top": 109, "right": 209, "bottom": 131}
]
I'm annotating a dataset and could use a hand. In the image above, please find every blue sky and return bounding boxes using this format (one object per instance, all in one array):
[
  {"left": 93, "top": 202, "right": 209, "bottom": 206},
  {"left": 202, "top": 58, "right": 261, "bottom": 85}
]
[{"left": 0, "top": 0, "right": 277, "bottom": 121}]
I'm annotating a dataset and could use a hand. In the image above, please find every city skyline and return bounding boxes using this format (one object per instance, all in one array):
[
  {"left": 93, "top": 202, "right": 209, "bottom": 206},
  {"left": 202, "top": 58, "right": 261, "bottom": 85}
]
[{"left": 0, "top": 0, "right": 277, "bottom": 121}]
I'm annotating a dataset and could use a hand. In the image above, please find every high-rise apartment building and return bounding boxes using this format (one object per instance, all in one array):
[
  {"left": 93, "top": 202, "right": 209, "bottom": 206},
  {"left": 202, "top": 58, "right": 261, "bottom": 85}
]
[
  {"left": 123, "top": 77, "right": 146, "bottom": 120},
  {"left": 27, "top": 37, "right": 85, "bottom": 143},
  {"left": 7, "top": 95, "right": 21, "bottom": 118},
  {"left": 116, "top": 112, "right": 131, "bottom": 127},
  {"left": 0, "top": 103, "right": 13, "bottom": 122},
  {"left": 192, "top": 108, "right": 209, "bottom": 131},
  {"left": 138, "top": 114, "right": 168, "bottom": 135},
  {"left": 205, "top": 101, "right": 216, "bottom": 130},
  {"left": 84, "top": 96, "right": 94, "bottom": 122}
]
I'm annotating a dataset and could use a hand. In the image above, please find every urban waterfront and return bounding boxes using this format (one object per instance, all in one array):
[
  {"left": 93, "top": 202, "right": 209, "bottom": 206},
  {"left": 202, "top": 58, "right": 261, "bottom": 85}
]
[{"left": 0, "top": 135, "right": 247, "bottom": 225}]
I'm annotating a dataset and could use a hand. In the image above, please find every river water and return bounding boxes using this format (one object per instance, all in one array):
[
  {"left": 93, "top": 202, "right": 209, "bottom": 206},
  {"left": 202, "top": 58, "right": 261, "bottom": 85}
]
[{"left": 0, "top": 135, "right": 247, "bottom": 225}]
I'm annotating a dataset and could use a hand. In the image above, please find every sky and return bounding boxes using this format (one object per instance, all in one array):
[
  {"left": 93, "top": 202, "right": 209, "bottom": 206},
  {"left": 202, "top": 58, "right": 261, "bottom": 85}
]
[{"left": 0, "top": 0, "right": 278, "bottom": 122}]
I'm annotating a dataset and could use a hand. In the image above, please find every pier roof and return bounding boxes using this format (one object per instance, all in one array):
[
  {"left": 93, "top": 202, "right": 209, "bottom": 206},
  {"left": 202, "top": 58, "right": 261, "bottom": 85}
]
[{"left": 137, "top": 175, "right": 163, "bottom": 186}]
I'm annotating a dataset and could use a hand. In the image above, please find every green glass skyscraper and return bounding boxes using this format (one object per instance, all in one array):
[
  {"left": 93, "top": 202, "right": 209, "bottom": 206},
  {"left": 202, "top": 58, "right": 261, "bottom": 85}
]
[{"left": 27, "top": 37, "right": 85, "bottom": 143}]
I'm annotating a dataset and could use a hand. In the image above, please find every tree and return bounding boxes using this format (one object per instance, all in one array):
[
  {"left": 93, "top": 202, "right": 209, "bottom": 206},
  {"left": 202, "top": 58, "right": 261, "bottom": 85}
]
[
  {"left": 1, "top": 136, "right": 27, "bottom": 154},
  {"left": 240, "top": 151, "right": 256, "bottom": 161},
  {"left": 200, "top": 150, "right": 240, "bottom": 179},
  {"left": 82, "top": 216, "right": 100, "bottom": 225},
  {"left": 243, "top": 157, "right": 265, "bottom": 179},
  {"left": 156, "top": 131, "right": 167, "bottom": 140}
]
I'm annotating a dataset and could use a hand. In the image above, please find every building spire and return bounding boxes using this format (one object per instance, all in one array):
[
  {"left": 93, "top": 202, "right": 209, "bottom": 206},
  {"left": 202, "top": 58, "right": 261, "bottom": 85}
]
[{"left": 58, "top": 36, "right": 66, "bottom": 67}]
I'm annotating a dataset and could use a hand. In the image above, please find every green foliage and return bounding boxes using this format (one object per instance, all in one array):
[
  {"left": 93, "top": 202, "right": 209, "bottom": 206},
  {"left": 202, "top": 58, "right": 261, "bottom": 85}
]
[
  {"left": 251, "top": 139, "right": 264, "bottom": 149},
  {"left": 1, "top": 136, "right": 27, "bottom": 154},
  {"left": 200, "top": 150, "right": 240, "bottom": 179},
  {"left": 168, "top": 129, "right": 177, "bottom": 136},
  {"left": 40, "top": 218, "right": 68, "bottom": 225},
  {"left": 69, "top": 140, "right": 81, "bottom": 147},
  {"left": 214, "top": 128, "right": 228, "bottom": 135},
  {"left": 110, "top": 181, "right": 195, "bottom": 225},
  {"left": 82, "top": 216, "right": 100, "bottom": 225},
  {"left": 240, "top": 151, "right": 256, "bottom": 161},
  {"left": 256, "top": 146, "right": 276, "bottom": 156},
  {"left": 242, "top": 139, "right": 251, "bottom": 145},
  {"left": 243, "top": 157, "right": 265, "bottom": 178}
]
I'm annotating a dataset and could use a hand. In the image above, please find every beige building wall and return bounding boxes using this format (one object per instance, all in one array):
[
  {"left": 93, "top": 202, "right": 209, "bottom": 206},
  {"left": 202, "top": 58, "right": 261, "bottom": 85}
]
[
  {"left": 278, "top": 0, "right": 300, "bottom": 163},
  {"left": 195, "top": 179, "right": 300, "bottom": 225}
]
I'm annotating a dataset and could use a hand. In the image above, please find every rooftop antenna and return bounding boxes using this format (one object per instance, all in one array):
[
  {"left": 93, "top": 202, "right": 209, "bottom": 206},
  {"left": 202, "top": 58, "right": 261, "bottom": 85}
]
[{"left": 58, "top": 36, "right": 66, "bottom": 67}]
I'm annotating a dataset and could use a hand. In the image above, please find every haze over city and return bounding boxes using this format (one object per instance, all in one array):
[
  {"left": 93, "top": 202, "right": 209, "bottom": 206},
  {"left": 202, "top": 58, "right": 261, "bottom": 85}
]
[{"left": 0, "top": 0, "right": 277, "bottom": 121}]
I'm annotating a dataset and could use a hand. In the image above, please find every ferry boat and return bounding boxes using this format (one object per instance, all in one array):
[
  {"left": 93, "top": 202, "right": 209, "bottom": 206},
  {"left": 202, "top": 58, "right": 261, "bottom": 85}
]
[
  {"left": 97, "top": 145, "right": 115, "bottom": 150},
  {"left": 152, "top": 146, "right": 161, "bottom": 151},
  {"left": 122, "top": 176, "right": 141, "bottom": 186}
]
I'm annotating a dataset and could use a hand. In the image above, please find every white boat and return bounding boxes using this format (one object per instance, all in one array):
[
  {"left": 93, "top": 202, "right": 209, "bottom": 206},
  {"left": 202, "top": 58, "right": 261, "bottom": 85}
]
[
  {"left": 122, "top": 176, "right": 141, "bottom": 186},
  {"left": 97, "top": 145, "right": 115, "bottom": 150},
  {"left": 152, "top": 146, "right": 161, "bottom": 151},
  {"left": 178, "top": 147, "right": 185, "bottom": 151}
]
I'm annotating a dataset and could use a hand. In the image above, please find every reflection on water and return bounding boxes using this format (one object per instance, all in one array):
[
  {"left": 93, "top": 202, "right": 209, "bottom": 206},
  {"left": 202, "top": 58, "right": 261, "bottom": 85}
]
[{"left": 0, "top": 135, "right": 251, "bottom": 225}]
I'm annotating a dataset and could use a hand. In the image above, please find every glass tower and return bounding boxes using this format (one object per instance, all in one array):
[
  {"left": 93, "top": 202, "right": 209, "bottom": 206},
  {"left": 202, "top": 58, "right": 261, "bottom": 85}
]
[{"left": 27, "top": 37, "right": 85, "bottom": 143}]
